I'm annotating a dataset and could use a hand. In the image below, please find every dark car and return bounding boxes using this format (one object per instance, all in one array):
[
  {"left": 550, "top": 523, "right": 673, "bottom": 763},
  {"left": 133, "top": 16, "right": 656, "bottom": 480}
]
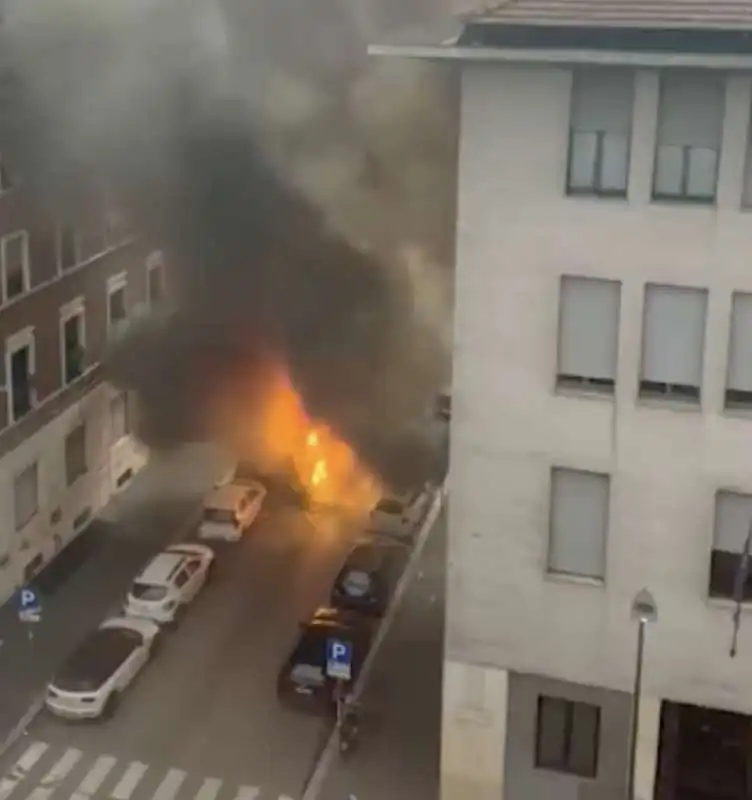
[
  {"left": 277, "top": 607, "right": 374, "bottom": 713},
  {"left": 330, "top": 540, "right": 406, "bottom": 617}
]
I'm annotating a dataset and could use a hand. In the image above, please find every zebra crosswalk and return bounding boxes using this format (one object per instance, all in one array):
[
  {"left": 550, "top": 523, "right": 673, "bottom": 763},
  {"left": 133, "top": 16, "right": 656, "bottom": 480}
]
[{"left": 0, "top": 742, "right": 297, "bottom": 800}]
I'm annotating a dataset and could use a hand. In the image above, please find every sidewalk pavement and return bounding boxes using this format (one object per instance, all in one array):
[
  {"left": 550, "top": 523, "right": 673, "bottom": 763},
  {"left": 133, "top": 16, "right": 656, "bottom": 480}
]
[
  {"left": 317, "top": 507, "right": 445, "bottom": 800},
  {"left": 0, "top": 443, "right": 220, "bottom": 754}
]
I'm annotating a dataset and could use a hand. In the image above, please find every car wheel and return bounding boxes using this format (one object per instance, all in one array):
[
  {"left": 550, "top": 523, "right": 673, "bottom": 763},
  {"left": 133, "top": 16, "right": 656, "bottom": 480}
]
[{"left": 101, "top": 693, "right": 120, "bottom": 720}]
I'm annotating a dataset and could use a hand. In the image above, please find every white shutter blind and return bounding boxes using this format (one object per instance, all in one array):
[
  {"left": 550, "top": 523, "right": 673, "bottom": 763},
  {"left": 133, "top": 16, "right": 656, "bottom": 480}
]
[
  {"left": 558, "top": 277, "right": 620, "bottom": 381},
  {"left": 571, "top": 69, "right": 634, "bottom": 133},
  {"left": 657, "top": 72, "right": 725, "bottom": 148},
  {"left": 714, "top": 491, "right": 752, "bottom": 553},
  {"left": 548, "top": 469, "right": 609, "bottom": 579},
  {"left": 641, "top": 285, "right": 707, "bottom": 386},
  {"left": 727, "top": 293, "right": 752, "bottom": 392}
]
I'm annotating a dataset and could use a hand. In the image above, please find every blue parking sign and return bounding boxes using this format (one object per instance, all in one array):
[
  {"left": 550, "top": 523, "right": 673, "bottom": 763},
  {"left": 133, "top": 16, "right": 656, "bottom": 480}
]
[
  {"left": 326, "top": 638, "right": 352, "bottom": 681},
  {"left": 17, "top": 587, "right": 41, "bottom": 623}
]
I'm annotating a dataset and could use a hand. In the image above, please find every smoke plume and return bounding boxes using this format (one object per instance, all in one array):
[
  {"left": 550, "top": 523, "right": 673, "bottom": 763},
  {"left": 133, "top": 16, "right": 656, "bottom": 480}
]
[{"left": 0, "top": 0, "right": 457, "bottom": 489}]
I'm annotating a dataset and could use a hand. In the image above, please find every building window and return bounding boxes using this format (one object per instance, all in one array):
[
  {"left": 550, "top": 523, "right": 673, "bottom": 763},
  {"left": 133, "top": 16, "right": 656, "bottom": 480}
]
[
  {"left": 107, "top": 274, "right": 127, "bottom": 337},
  {"left": 13, "top": 462, "right": 38, "bottom": 531},
  {"left": 65, "top": 423, "right": 87, "bottom": 486},
  {"left": 710, "top": 491, "right": 752, "bottom": 601},
  {"left": 556, "top": 276, "right": 621, "bottom": 394},
  {"left": 58, "top": 225, "right": 78, "bottom": 272},
  {"left": 7, "top": 330, "right": 35, "bottom": 423},
  {"left": 548, "top": 468, "right": 609, "bottom": 580},
  {"left": 61, "top": 303, "right": 85, "bottom": 385},
  {"left": 111, "top": 392, "right": 131, "bottom": 442},
  {"left": 536, "top": 696, "right": 600, "bottom": 778},
  {"left": 726, "top": 292, "right": 752, "bottom": 409},
  {"left": 653, "top": 72, "right": 724, "bottom": 203},
  {"left": 566, "top": 69, "right": 633, "bottom": 197},
  {"left": 147, "top": 261, "right": 164, "bottom": 307},
  {"left": 1, "top": 231, "right": 29, "bottom": 303},
  {"left": 639, "top": 284, "right": 707, "bottom": 403}
]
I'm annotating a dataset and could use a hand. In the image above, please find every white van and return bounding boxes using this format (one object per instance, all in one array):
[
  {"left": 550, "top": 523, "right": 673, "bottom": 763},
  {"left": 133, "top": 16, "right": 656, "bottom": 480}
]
[{"left": 199, "top": 483, "right": 267, "bottom": 542}]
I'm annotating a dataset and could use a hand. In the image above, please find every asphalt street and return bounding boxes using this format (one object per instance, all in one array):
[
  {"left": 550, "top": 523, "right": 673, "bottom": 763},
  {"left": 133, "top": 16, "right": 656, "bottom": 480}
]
[
  {"left": 316, "top": 508, "right": 445, "bottom": 800},
  {"left": 0, "top": 505, "right": 379, "bottom": 800}
]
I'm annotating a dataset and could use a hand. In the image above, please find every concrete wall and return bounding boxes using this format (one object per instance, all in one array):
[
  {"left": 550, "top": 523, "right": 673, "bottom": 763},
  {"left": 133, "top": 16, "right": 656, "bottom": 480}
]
[
  {"left": 0, "top": 382, "right": 147, "bottom": 605},
  {"left": 449, "top": 61, "right": 752, "bottom": 713}
]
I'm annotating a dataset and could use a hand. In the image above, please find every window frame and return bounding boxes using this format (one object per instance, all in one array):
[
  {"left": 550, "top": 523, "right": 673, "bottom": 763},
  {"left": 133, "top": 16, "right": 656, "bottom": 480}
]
[
  {"left": 59, "top": 297, "right": 86, "bottom": 388},
  {"left": 13, "top": 461, "right": 39, "bottom": 532},
  {"left": 107, "top": 272, "right": 128, "bottom": 336},
  {"left": 5, "top": 326, "right": 36, "bottom": 425},
  {"left": 64, "top": 423, "right": 88, "bottom": 487},
  {"left": 709, "top": 490, "right": 752, "bottom": 601},
  {"left": 535, "top": 695, "right": 601, "bottom": 779},
  {"left": 651, "top": 73, "right": 724, "bottom": 205},
  {"left": 1, "top": 230, "right": 30, "bottom": 305}
]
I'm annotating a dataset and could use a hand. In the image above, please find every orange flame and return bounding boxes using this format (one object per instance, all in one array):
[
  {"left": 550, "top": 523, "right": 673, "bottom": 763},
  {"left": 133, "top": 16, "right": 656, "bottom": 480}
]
[{"left": 251, "top": 365, "right": 381, "bottom": 514}]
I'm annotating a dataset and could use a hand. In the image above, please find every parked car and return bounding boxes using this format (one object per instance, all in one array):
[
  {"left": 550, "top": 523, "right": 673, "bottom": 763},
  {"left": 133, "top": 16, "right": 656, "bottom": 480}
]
[
  {"left": 124, "top": 543, "right": 214, "bottom": 625},
  {"left": 199, "top": 483, "right": 266, "bottom": 542},
  {"left": 330, "top": 538, "right": 406, "bottom": 617},
  {"left": 277, "top": 607, "right": 374, "bottom": 713},
  {"left": 45, "top": 616, "right": 160, "bottom": 720},
  {"left": 367, "top": 485, "right": 433, "bottom": 540}
]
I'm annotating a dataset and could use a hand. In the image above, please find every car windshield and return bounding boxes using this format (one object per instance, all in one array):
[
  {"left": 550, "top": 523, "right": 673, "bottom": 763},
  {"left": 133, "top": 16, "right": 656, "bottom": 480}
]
[
  {"left": 204, "top": 508, "right": 235, "bottom": 524},
  {"left": 131, "top": 582, "right": 168, "bottom": 601},
  {"left": 54, "top": 628, "right": 142, "bottom": 691},
  {"left": 374, "top": 499, "right": 404, "bottom": 515},
  {"left": 290, "top": 632, "right": 325, "bottom": 670}
]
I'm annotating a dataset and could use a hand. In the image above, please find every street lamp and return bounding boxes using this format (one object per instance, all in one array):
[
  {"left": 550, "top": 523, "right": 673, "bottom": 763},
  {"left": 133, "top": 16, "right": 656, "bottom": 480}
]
[{"left": 626, "top": 589, "right": 658, "bottom": 800}]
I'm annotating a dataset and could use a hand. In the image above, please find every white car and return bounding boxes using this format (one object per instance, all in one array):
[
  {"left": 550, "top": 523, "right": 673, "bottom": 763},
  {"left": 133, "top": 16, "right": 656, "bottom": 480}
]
[
  {"left": 367, "top": 485, "right": 434, "bottom": 540},
  {"left": 124, "top": 543, "right": 215, "bottom": 625},
  {"left": 199, "top": 482, "right": 266, "bottom": 542},
  {"left": 45, "top": 616, "right": 160, "bottom": 720}
]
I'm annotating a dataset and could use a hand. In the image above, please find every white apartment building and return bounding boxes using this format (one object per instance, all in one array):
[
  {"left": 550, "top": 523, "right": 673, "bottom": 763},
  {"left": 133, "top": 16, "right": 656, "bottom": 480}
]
[{"left": 373, "top": 2, "right": 752, "bottom": 799}]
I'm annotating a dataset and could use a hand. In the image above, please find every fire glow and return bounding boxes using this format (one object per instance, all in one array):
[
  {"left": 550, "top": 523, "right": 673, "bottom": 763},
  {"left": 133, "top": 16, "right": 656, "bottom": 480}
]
[{"left": 254, "top": 365, "right": 382, "bottom": 514}]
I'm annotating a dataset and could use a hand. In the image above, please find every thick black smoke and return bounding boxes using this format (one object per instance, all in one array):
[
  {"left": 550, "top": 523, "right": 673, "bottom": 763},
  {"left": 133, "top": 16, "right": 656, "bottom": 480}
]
[{"left": 0, "top": 0, "right": 456, "bottom": 489}]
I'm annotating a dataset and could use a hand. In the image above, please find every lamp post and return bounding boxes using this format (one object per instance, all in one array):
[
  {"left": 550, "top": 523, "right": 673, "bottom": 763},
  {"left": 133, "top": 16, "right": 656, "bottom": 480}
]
[{"left": 626, "top": 589, "right": 658, "bottom": 800}]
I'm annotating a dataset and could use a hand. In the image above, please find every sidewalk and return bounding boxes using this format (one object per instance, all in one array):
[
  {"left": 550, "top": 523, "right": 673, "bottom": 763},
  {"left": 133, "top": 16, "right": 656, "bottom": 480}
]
[
  {"left": 0, "top": 443, "right": 220, "bottom": 754},
  {"left": 317, "top": 509, "right": 445, "bottom": 800}
]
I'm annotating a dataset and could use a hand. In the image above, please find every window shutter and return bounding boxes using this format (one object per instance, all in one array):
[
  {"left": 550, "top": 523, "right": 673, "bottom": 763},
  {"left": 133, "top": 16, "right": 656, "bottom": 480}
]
[
  {"left": 571, "top": 69, "right": 634, "bottom": 133},
  {"left": 727, "top": 293, "right": 752, "bottom": 392},
  {"left": 641, "top": 285, "right": 707, "bottom": 387},
  {"left": 657, "top": 72, "right": 725, "bottom": 148},
  {"left": 548, "top": 469, "right": 609, "bottom": 579}
]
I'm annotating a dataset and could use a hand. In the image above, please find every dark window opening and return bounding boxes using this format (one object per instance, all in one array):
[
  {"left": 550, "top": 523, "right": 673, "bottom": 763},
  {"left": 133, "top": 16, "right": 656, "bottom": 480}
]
[
  {"left": 639, "top": 381, "right": 700, "bottom": 402},
  {"left": 10, "top": 345, "right": 33, "bottom": 421},
  {"left": 535, "top": 695, "right": 600, "bottom": 778},
  {"left": 63, "top": 314, "right": 84, "bottom": 385}
]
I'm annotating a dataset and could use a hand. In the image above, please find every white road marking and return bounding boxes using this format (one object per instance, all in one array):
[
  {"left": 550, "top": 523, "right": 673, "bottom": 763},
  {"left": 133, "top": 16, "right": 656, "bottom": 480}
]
[
  {"left": 40, "top": 749, "right": 81, "bottom": 785},
  {"left": 23, "top": 788, "right": 53, "bottom": 800},
  {"left": 193, "top": 778, "right": 222, "bottom": 800},
  {"left": 110, "top": 762, "right": 148, "bottom": 800},
  {"left": 75, "top": 755, "right": 117, "bottom": 796},
  {"left": 231, "top": 788, "right": 259, "bottom": 800},
  {"left": 14, "top": 743, "right": 48, "bottom": 775},
  {"left": 151, "top": 769, "right": 185, "bottom": 800}
]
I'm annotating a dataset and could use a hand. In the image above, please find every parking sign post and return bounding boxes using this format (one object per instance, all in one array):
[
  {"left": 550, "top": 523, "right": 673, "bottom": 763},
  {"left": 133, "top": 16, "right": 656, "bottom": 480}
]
[{"left": 17, "top": 587, "right": 42, "bottom": 641}]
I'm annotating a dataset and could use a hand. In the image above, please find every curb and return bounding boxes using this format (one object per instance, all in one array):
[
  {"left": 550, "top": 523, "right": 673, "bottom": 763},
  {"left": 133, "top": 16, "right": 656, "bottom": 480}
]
[
  {"left": 0, "top": 499, "right": 205, "bottom": 762},
  {"left": 301, "top": 482, "right": 445, "bottom": 800}
]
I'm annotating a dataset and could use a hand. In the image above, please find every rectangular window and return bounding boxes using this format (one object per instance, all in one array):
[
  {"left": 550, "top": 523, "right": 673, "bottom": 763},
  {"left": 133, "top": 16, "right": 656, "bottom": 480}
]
[
  {"left": 653, "top": 72, "right": 724, "bottom": 203},
  {"left": 65, "top": 423, "right": 87, "bottom": 486},
  {"left": 61, "top": 307, "right": 85, "bottom": 385},
  {"left": 7, "top": 332, "right": 35, "bottom": 423},
  {"left": 536, "top": 695, "right": 600, "bottom": 778},
  {"left": 557, "top": 276, "right": 621, "bottom": 393},
  {"left": 548, "top": 468, "right": 609, "bottom": 580},
  {"left": 58, "top": 225, "right": 77, "bottom": 272},
  {"left": 111, "top": 392, "right": 131, "bottom": 442},
  {"left": 14, "top": 462, "right": 38, "bottom": 531},
  {"left": 710, "top": 491, "right": 752, "bottom": 600},
  {"left": 107, "top": 274, "right": 127, "bottom": 337},
  {"left": 1, "top": 231, "right": 29, "bottom": 303},
  {"left": 726, "top": 292, "right": 752, "bottom": 409},
  {"left": 566, "top": 69, "right": 634, "bottom": 197},
  {"left": 639, "top": 284, "right": 707, "bottom": 403}
]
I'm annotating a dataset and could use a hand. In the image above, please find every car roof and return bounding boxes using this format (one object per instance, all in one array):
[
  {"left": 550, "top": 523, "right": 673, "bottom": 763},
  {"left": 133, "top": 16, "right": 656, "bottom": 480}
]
[
  {"left": 343, "top": 542, "right": 392, "bottom": 572},
  {"left": 137, "top": 552, "right": 185, "bottom": 585},
  {"left": 205, "top": 484, "right": 252, "bottom": 509}
]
